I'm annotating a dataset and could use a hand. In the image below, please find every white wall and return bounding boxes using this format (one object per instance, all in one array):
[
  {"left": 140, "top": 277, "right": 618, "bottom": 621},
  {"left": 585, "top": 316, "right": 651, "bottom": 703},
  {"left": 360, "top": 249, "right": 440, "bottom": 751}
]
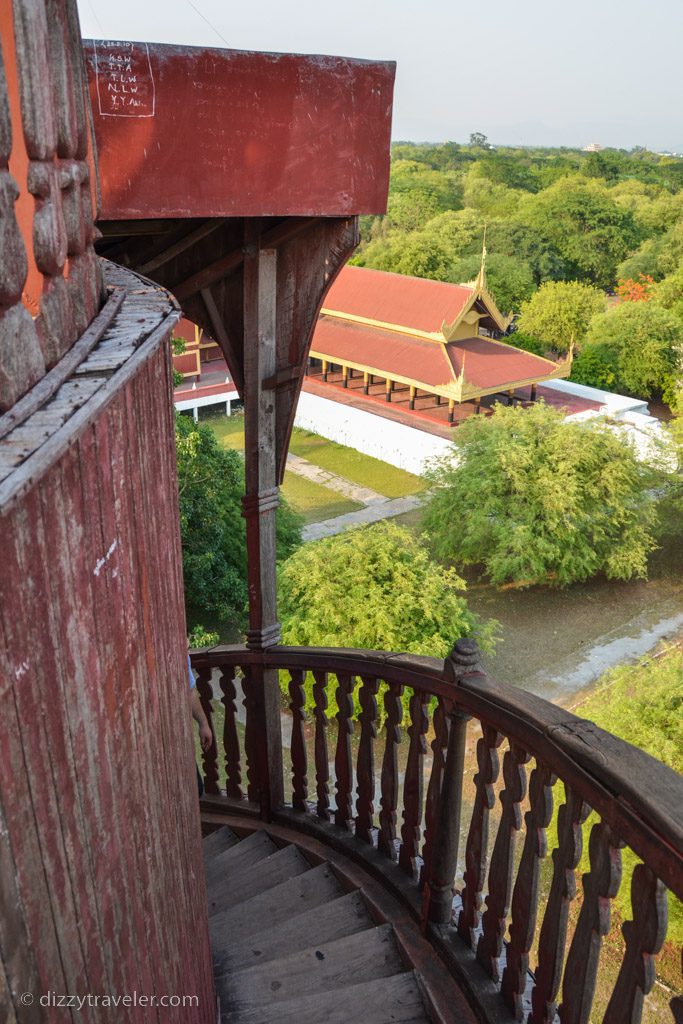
[{"left": 295, "top": 390, "right": 452, "bottom": 475}]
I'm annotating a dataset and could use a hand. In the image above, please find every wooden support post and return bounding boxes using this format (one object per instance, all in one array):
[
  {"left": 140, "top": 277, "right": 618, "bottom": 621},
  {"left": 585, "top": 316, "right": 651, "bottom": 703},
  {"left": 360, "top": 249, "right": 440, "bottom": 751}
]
[
  {"left": 322, "top": 359, "right": 328, "bottom": 382},
  {"left": 448, "top": 398, "right": 455, "bottom": 424},
  {"left": 409, "top": 385, "right": 416, "bottom": 411},
  {"left": 242, "top": 239, "right": 284, "bottom": 820},
  {"left": 426, "top": 640, "right": 479, "bottom": 924},
  {"left": 435, "top": 394, "right": 442, "bottom": 406},
  {"left": 342, "top": 365, "right": 349, "bottom": 388},
  {"left": 475, "top": 396, "right": 481, "bottom": 415},
  {"left": 363, "top": 371, "right": 369, "bottom": 395},
  {"left": 385, "top": 378, "right": 392, "bottom": 402},
  {"left": 508, "top": 389, "right": 515, "bottom": 406},
  {"left": 530, "top": 383, "right": 537, "bottom": 402}
]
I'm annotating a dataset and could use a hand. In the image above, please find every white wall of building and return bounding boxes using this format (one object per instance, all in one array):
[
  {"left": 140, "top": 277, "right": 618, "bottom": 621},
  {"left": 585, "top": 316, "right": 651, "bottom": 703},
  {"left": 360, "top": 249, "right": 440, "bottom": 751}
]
[{"left": 294, "top": 390, "right": 452, "bottom": 475}]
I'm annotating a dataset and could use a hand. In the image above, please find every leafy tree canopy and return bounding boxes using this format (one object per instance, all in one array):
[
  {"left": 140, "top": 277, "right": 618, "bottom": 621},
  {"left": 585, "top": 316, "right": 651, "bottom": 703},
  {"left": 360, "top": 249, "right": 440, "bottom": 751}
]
[
  {"left": 582, "top": 302, "right": 682, "bottom": 399},
  {"left": 516, "top": 280, "right": 606, "bottom": 353},
  {"left": 422, "top": 402, "right": 658, "bottom": 587},
  {"left": 451, "top": 252, "right": 536, "bottom": 313},
  {"left": 279, "top": 521, "right": 494, "bottom": 657},
  {"left": 520, "top": 177, "right": 642, "bottom": 288},
  {"left": 175, "top": 414, "right": 302, "bottom": 628}
]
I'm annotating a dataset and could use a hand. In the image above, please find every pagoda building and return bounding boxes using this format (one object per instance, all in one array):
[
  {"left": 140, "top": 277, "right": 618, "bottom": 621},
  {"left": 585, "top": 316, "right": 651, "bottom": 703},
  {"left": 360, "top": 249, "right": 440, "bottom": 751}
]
[{"left": 309, "top": 262, "right": 573, "bottom": 423}]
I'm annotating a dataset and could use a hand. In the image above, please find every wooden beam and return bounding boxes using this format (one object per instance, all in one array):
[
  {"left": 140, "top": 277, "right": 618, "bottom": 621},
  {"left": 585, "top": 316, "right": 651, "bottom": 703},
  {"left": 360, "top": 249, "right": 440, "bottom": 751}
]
[
  {"left": 242, "top": 236, "right": 284, "bottom": 819},
  {"left": 200, "top": 287, "right": 244, "bottom": 394},
  {"left": 173, "top": 217, "right": 317, "bottom": 300},
  {"left": 138, "top": 220, "right": 223, "bottom": 275}
]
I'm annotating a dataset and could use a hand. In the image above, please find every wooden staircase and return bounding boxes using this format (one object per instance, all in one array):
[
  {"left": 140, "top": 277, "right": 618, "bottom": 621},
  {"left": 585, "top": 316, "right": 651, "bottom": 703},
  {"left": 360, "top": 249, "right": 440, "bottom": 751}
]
[{"left": 204, "top": 826, "right": 469, "bottom": 1024}]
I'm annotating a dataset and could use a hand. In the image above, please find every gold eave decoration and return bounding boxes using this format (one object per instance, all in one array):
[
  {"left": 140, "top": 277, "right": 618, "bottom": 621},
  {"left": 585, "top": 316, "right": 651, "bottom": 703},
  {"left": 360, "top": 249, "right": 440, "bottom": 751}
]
[{"left": 319, "top": 307, "right": 444, "bottom": 343}]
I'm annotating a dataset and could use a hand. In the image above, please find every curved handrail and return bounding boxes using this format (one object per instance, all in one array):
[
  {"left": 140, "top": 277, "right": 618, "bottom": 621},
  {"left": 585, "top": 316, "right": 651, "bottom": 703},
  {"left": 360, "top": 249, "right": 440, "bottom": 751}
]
[{"left": 192, "top": 642, "right": 683, "bottom": 899}]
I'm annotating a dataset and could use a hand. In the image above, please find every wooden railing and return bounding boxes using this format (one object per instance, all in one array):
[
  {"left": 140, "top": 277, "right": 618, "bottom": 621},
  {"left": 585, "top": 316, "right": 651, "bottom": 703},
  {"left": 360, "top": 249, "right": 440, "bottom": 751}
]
[{"left": 191, "top": 641, "right": 683, "bottom": 1024}]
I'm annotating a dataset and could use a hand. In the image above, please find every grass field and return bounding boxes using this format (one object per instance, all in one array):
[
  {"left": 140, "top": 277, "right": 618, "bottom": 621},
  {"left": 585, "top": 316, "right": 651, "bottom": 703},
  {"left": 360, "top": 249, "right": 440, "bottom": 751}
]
[
  {"left": 203, "top": 413, "right": 362, "bottom": 524},
  {"left": 280, "top": 473, "right": 362, "bottom": 524},
  {"left": 288, "top": 428, "right": 424, "bottom": 498}
]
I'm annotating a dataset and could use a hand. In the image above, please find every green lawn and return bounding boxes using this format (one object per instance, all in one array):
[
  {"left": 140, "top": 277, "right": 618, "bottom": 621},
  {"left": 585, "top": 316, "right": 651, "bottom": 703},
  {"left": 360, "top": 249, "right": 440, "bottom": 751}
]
[
  {"left": 288, "top": 428, "right": 424, "bottom": 498},
  {"left": 280, "top": 473, "right": 362, "bottom": 524},
  {"left": 205, "top": 413, "right": 245, "bottom": 450}
]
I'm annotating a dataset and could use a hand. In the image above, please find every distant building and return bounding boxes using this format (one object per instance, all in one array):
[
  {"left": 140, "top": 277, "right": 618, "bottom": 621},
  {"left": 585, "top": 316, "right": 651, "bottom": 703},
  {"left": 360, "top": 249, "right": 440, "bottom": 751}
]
[{"left": 583, "top": 143, "right": 604, "bottom": 152}]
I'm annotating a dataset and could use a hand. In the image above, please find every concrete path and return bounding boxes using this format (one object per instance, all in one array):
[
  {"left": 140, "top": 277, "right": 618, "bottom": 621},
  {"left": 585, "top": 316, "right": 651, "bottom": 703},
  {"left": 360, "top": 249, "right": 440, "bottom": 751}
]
[
  {"left": 302, "top": 495, "right": 422, "bottom": 541},
  {"left": 286, "top": 452, "right": 386, "bottom": 505}
]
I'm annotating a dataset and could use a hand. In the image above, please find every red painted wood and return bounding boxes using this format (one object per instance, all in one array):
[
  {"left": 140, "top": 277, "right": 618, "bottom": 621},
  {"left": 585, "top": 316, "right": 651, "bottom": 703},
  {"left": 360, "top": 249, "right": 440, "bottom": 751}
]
[
  {"left": 83, "top": 42, "right": 395, "bottom": 219},
  {"left": 0, "top": 342, "right": 215, "bottom": 1019}
]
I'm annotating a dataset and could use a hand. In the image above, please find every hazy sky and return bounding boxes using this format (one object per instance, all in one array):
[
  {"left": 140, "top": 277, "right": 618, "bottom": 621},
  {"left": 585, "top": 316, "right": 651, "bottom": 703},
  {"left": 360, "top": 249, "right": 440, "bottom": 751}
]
[{"left": 77, "top": 0, "right": 682, "bottom": 151}]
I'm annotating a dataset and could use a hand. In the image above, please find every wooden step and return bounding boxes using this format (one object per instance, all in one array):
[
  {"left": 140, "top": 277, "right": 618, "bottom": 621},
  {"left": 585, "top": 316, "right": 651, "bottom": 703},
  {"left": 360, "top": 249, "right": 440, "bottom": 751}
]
[
  {"left": 219, "top": 923, "right": 404, "bottom": 1015},
  {"left": 208, "top": 844, "right": 311, "bottom": 914},
  {"left": 203, "top": 826, "right": 240, "bottom": 865},
  {"left": 213, "top": 889, "right": 375, "bottom": 974},
  {"left": 204, "top": 829, "right": 278, "bottom": 887},
  {"left": 221, "top": 969, "right": 429, "bottom": 1024},
  {"left": 209, "top": 861, "right": 345, "bottom": 944}
]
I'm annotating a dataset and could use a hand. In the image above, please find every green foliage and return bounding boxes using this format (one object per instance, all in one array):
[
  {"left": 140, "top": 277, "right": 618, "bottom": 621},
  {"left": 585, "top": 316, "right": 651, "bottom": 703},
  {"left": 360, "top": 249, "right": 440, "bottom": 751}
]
[
  {"left": 187, "top": 624, "right": 220, "bottom": 648},
  {"left": 570, "top": 344, "right": 618, "bottom": 390},
  {"left": 175, "top": 413, "right": 302, "bottom": 628},
  {"left": 450, "top": 253, "right": 535, "bottom": 313},
  {"left": 279, "top": 521, "right": 493, "bottom": 657},
  {"left": 654, "top": 265, "right": 683, "bottom": 320},
  {"left": 422, "top": 402, "right": 658, "bottom": 587},
  {"left": 520, "top": 177, "right": 641, "bottom": 288},
  {"left": 506, "top": 331, "right": 546, "bottom": 356},
  {"left": 575, "top": 648, "right": 683, "bottom": 943},
  {"left": 581, "top": 302, "right": 682, "bottom": 398},
  {"left": 516, "top": 280, "right": 606, "bottom": 353}
]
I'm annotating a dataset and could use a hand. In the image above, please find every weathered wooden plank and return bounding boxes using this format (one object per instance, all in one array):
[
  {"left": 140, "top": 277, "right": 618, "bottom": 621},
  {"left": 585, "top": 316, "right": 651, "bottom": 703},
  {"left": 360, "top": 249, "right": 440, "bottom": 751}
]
[
  {"left": 212, "top": 889, "right": 374, "bottom": 974},
  {"left": 221, "top": 970, "right": 427, "bottom": 1024},
  {"left": 209, "top": 861, "right": 345, "bottom": 946},
  {"left": 208, "top": 844, "right": 311, "bottom": 911},
  {"left": 220, "top": 924, "right": 402, "bottom": 1011}
]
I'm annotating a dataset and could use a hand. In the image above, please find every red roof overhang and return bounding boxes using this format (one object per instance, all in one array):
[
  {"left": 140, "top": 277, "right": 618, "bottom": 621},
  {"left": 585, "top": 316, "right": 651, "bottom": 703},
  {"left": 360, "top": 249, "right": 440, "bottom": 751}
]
[{"left": 83, "top": 41, "right": 395, "bottom": 219}]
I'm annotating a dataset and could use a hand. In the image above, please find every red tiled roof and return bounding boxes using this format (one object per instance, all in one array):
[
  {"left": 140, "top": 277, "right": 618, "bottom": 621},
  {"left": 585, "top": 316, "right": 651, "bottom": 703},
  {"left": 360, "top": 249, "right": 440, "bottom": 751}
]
[
  {"left": 313, "top": 317, "right": 453, "bottom": 388},
  {"left": 444, "top": 337, "right": 559, "bottom": 390},
  {"left": 312, "top": 316, "right": 563, "bottom": 395},
  {"left": 323, "top": 265, "right": 473, "bottom": 335}
]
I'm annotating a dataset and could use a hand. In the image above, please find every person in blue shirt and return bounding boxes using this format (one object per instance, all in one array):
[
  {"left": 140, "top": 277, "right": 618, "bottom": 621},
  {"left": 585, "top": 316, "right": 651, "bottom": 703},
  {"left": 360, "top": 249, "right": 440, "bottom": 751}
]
[{"left": 188, "top": 655, "right": 212, "bottom": 795}]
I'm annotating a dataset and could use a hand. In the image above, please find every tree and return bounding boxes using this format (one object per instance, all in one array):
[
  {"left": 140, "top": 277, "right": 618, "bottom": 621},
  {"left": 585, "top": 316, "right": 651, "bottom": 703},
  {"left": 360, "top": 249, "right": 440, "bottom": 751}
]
[
  {"left": 422, "top": 403, "right": 658, "bottom": 587},
  {"left": 654, "top": 266, "right": 683, "bottom": 321},
  {"left": 614, "top": 274, "right": 656, "bottom": 302},
  {"left": 279, "top": 521, "right": 494, "bottom": 658},
  {"left": 449, "top": 252, "right": 536, "bottom": 313},
  {"left": 469, "top": 132, "right": 490, "bottom": 149},
  {"left": 581, "top": 302, "right": 682, "bottom": 400},
  {"left": 516, "top": 280, "right": 606, "bottom": 353},
  {"left": 521, "top": 177, "right": 641, "bottom": 287},
  {"left": 175, "top": 414, "right": 302, "bottom": 627}
]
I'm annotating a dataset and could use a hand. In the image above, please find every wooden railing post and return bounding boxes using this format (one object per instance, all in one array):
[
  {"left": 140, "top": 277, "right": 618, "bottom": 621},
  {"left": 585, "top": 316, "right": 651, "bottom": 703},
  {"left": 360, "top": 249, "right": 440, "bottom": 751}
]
[
  {"left": 241, "top": 232, "right": 284, "bottom": 820},
  {"left": 425, "top": 638, "right": 478, "bottom": 925}
]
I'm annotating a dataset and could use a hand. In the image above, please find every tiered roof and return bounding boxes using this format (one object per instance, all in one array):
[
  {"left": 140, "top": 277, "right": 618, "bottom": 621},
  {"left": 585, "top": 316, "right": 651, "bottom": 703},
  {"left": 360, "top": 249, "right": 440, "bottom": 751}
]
[{"left": 311, "top": 266, "right": 572, "bottom": 402}]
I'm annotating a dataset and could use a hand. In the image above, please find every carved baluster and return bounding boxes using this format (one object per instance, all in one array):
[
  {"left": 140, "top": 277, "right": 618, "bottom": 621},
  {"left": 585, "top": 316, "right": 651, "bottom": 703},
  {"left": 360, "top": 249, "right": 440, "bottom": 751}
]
[
  {"left": 501, "top": 761, "right": 555, "bottom": 1019},
  {"left": 399, "top": 688, "right": 429, "bottom": 878},
  {"left": 377, "top": 680, "right": 404, "bottom": 860},
  {"left": 559, "top": 821, "right": 624, "bottom": 1024},
  {"left": 603, "top": 863, "right": 667, "bottom": 1024},
  {"left": 420, "top": 695, "right": 450, "bottom": 887},
  {"left": 241, "top": 664, "right": 260, "bottom": 803},
  {"left": 219, "top": 666, "right": 243, "bottom": 800},
  {"left": 195, "top": 666, "right": 219, "bottom": 795},
  {"left": 288, "top": 669, "right": 308, "bottom": 811},
  {"left": 476, "top": 741, "right": 530, "bottom": 980},
  {"left": 312, "top": 670, "right": 330, "bottom": 820},
  {"left": 334, "top": 672, "right": 355, "bottom": 831},
  {"left": 458, "top": 725, "right": 503, "bottom": 948},
  {"left": 355, "top": 676, "right": 380, "bottom": 843},
  {"left": 529, "top": 785, "right": 590, "bottom": 1024}
]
